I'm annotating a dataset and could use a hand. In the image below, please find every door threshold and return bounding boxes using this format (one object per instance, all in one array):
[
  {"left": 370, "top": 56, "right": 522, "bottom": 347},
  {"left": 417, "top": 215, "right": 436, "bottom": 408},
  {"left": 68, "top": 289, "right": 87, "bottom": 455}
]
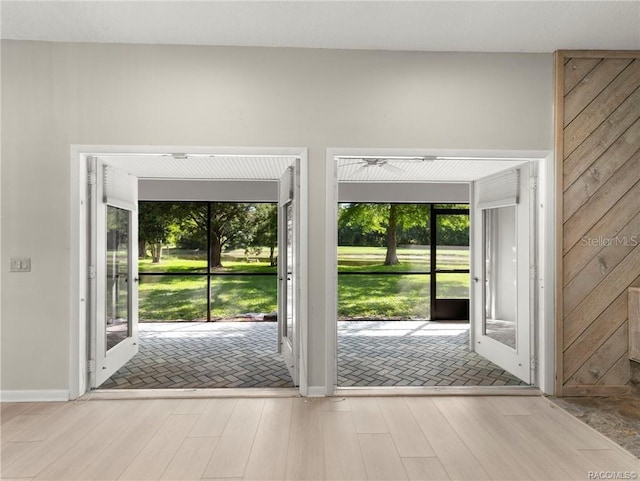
[
  {"left": 84, "top": 387, "right": 300, "bottom": 400},
  {"left": 334, "top": 386, "right": 541, "bottom": 397}
]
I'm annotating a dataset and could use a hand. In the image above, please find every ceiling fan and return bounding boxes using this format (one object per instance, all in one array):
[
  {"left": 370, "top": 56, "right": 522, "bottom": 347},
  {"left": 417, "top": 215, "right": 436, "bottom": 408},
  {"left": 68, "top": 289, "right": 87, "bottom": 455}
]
[{"left": 337, "top": 156, "right": 430, "bottom": 178}]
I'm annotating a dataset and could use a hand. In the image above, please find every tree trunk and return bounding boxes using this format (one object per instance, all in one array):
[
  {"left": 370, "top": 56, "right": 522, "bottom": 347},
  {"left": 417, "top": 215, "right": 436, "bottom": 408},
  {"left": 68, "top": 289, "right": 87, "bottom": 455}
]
[
  {"left": 384, "top": 204, "right": 399, "bottom": 266},
  {"left": 151, "top": 242, "right": 163, "bottom": 263},
  {"left": 138, "top": 240, "right": 146, "bottom": 259},
  {"left": 269, "top": 245, "right": 276, "bottom": 267},
  {"left": 210, "top": 235, "right": 223, "bottom": 268}
]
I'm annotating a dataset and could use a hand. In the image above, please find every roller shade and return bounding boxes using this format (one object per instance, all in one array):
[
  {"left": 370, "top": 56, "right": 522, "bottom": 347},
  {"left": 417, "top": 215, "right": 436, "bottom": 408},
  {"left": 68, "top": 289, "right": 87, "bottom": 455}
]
[
  {"left": 476, "top": 168, "right": 520, "bottom": 210},
  {"left": 103, "top": 164, "right": 138, "bottom": 211}
]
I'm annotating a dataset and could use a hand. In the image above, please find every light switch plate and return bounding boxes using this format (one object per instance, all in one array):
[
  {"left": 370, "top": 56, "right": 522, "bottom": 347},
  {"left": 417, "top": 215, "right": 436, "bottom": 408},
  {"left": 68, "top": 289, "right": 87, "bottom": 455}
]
[{"left": 10, "top": 257, "right": 31, "bottom": 272}]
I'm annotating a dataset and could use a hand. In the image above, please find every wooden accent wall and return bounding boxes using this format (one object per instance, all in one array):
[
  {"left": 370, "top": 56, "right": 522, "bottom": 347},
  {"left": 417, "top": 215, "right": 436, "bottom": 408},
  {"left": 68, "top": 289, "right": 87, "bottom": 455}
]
[{"left": 556, "top": 51, "right": 640, "bottom": 396}]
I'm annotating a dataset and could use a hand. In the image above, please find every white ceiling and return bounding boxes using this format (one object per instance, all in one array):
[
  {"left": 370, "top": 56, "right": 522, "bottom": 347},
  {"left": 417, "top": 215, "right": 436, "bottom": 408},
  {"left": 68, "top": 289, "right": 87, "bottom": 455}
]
[
  {"left": 337, "top": 157, "right": 526, "bottom": 182},
  {"left": 2, "top": 1, "right": 639, "bottom": 53},
  {"left": 99, "top": 153, "right": 527, "bottom": 182},
  {"left": 99, "top": 154, "right": 296, "bottom": 180}
]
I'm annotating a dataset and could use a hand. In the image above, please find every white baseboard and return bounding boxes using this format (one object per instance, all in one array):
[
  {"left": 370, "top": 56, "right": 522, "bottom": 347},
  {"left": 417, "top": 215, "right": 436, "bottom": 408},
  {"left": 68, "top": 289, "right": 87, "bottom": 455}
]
[
  {"left": 306, "top": 386, "right": 327, "bottom": 397},
  {"left": 1, "top": 390, "right": 70, "bottom": 402}
]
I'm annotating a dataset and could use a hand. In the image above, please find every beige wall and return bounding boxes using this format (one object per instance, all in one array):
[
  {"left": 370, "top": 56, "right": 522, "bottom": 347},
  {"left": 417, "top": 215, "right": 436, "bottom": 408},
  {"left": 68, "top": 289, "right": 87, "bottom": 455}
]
[{"left": 1, "top": 40, "right": 553, "bottom": 395}]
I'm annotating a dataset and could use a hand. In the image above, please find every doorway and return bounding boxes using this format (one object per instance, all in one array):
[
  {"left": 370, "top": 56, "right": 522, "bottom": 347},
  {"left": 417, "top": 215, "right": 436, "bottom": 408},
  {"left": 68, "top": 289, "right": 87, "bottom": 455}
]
[
  {"left": 327, "top": 150, "right": 551, "bottom": 393},
  {"left": 71, "top": 147, "right": 308, "bottom": 398}
]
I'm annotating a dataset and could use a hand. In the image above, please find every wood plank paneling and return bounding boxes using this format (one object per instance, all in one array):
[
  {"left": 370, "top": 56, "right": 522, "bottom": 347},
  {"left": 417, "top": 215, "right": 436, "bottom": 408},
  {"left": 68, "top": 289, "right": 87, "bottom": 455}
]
[
  {"left": 564, "top": 87, "right": 640, "bottom": 188},
  {"left": 563, "top": 156, "right": 640, "bottom": 252},
  {"left": 557, "top": 50, "right": 640, "bottom": 396},
  {"left": 562, "top": 180, "right": 640, "bottom": 283},
  {"left": 563, "top": 122, "right": 640, "bottom": 219},
  {"left": 597, "top": 352, "right": 632, "bottom": 386},
  {"left": 564, "top": 58, "right": 601, "bottom": 93},
  {"left": 563, "top": 58, "right": 631, "bottom": 128},
  {"left": 563, "top": 210, "right": 640, "bottom": 314},
  {"left": 564, "top": 60, "right": 637, "bottom": 154},
  {"left": 630, "top": 287, "right": 640, "bottom": 361},
  {"left": 567, "top": 323, "right": 629, "bottom": 385},
  {"left": 563, "top": 289, "right": 630, "bottom": 380},
  {"left": 564, "top": 248, "right": 640, "bottom": 347}
]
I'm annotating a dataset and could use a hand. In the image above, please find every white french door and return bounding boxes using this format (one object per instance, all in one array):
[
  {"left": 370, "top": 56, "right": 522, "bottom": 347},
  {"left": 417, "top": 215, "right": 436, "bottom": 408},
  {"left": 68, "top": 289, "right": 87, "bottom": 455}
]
[
  {"left": 89, "top": 158, "right": 139, "bottom": 388},
  {"left": 278, "top": 164, "right": 300, "bottom": 386},
  {"left": 472, "top": 163, "right": 534, "bottom": 384}
]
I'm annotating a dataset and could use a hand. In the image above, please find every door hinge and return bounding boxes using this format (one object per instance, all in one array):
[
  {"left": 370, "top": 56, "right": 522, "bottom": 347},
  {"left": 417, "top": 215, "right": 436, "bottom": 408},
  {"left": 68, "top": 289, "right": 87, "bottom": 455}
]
[
  {"left": 529, "top": 176, "right": 538, "bottom": 190},
  {"left": 529, "top": 265, "right": 537, "bottom": 279},
  {"left": 87, "top": 359, "right": 96, "bottom": 373},
  {"left": 88, "top": 265, "right": 96, "bottom": 279}
]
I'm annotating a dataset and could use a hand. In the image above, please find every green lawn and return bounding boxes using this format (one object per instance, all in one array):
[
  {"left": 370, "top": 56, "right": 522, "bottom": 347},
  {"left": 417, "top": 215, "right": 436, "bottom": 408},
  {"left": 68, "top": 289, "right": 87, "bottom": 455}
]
[{"left": 137, "top": 246, "right": 469, "bottom": 321}]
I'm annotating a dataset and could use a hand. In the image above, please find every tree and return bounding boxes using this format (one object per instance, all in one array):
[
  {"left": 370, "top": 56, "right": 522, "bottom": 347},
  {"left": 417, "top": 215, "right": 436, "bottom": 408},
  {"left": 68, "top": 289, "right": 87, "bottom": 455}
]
[
  {"left": 174, "top": 203, "right": 253, "bottom": 269},
  {"left": 247, "top": 203, "right": 278, "bottom": 266},
  {"left": 138, "top": 203, "right": 178, "bottom": 262},
  {"left": 338, "top": 203, "right": 430, "bottom": 265}
]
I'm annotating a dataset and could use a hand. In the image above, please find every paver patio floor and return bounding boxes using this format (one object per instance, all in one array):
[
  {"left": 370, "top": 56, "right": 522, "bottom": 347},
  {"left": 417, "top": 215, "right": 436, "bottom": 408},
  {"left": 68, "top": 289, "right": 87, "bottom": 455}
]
[{"left": 100, "top": 320, "right": 526, "bottom": 389}]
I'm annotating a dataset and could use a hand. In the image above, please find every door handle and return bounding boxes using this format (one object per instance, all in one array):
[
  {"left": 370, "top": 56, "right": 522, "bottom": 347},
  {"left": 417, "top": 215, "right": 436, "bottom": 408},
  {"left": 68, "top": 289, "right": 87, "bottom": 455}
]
[{"left": 473, "top": 277, "right": 479, "bottom": 282}]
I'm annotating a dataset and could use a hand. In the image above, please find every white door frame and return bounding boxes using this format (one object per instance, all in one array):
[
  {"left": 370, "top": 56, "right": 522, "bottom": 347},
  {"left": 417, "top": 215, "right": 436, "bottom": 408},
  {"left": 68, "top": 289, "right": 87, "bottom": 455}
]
[
  {"left": 70, "top": 145, "right": 309, "bottom": 399},
  {"left": 325, "top": 148, "right": 556, "bottom": 395}
]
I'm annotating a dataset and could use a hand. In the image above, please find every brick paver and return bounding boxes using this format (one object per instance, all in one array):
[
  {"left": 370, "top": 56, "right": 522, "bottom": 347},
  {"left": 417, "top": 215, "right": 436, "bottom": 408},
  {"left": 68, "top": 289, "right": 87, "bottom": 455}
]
[
  {"left": 101, "top": 320, "right": 526, "bottom": 389},
  {"left": 338, "top": 320, "right": 526, "bottom": 386},
  {"left": 101, "top": 322, "right": 294, "bottom": 389}
]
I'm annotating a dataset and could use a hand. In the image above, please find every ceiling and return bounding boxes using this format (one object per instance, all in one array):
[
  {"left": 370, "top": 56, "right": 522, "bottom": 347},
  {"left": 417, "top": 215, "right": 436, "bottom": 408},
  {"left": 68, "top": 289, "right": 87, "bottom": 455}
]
[
  {"left": 337, "top": 157, "right": 526, "bottom": 182},
  {"left": 99, "top": 153, "right": 527, "bottom": 182},
  {"left": 99, "top": 154, "right": 296, "bottom": 181},
  {"left": 2, "top": 1, "right": 639, "bottom": 53}
]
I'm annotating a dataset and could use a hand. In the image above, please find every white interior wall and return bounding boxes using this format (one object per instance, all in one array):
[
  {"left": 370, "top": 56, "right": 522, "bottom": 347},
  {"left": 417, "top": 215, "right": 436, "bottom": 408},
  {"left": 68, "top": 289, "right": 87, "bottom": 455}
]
[
  {"left": 139, "top": 180, "right": 470, "bottom": 203},
  {"left": 1, "top": 40, "right": 553, "bottom": 397},
  {"left": 338, "top": 182, "right": 469, "bottom": 203},
  {"left": 139, "top": 179, "right": 278, "bottom": 202}
]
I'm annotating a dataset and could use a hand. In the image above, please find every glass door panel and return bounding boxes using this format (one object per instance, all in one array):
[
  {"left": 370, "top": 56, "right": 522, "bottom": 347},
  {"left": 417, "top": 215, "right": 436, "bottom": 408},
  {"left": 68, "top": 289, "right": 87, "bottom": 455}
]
[
  {"left": 483, "top": 206, "right": 517, "bottom": 350},
  {"left": 106, "top": 206, "right": 131, "bottom": 351},
  {"left": 285, "top": 203, "right": 294, "bottom": 339},
  {"left": 138, "top": 275, "right": 208, "bottom": 321},
  {"left": 435, "top": 215, "right": 470, "bottom": 271},
  {"left": 435, "top": 272, "right": 469, "bottom": 299},
  {"left": 432, "top": 207, "right": 470, "bottom": 321}
]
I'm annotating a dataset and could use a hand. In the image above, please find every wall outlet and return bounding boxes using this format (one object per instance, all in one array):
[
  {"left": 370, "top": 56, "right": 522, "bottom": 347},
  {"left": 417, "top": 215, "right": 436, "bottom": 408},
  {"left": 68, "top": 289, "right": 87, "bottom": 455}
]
[{"left": 10, "top": 257, "right": 31, "bottom": 272}]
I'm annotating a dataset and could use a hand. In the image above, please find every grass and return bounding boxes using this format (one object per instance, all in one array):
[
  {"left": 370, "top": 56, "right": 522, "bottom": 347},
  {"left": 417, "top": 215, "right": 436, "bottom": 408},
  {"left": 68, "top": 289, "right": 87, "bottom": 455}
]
[
  {"left": 137, "top": 246, "right": 469, "bottom": 321},
  {"left": 139, "top": 275, "right": 277, "bottom": 320}
]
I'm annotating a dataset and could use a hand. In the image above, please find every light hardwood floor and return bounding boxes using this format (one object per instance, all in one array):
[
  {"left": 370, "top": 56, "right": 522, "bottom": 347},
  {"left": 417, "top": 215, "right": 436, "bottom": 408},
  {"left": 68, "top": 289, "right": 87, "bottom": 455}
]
[{"left": 1, "top": 396, "right": 637, "bottom": 480}]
